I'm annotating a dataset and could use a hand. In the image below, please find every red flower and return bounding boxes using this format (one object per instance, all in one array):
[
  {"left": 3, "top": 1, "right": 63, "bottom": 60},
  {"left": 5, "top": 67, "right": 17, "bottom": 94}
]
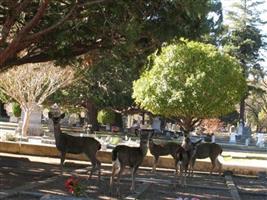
[{"left": 65, "top": 176, "right": 85, "bottom": 197}]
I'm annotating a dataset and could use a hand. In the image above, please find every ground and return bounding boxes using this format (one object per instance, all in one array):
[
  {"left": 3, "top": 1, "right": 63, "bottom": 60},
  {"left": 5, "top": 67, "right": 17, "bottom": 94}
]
[{"left": 0, "top": 154, "right": 266, "bottom": 200}]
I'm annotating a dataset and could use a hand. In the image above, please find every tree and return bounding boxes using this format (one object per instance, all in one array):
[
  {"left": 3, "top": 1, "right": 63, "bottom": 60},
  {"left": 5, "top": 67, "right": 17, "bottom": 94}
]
[
  {"left": 97, "top": 109, "right": 115, "bottom": 126},
  {"left": 222, "top": 0, "right": 266, "bottom": 126},
  {"left": 0, "top": 62, "right": 74, "bottom": 136},
  {"left": 0, "top": 0, "right": 222, "bottom": 70},
  {"left": 133, "top": 39, "right": 247, "bottom": 133},
  {"left": 44, "top": 0, "right": 224, "bottom": 129},
  {"left": 246, "top": 79, "right": 267, "bottom": 131}
]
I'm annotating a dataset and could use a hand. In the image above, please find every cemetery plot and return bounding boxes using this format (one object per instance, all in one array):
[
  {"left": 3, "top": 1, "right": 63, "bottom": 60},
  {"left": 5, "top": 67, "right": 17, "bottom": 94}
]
[{"left": 1, "top": 155, "right": 266, "bottom": 200}]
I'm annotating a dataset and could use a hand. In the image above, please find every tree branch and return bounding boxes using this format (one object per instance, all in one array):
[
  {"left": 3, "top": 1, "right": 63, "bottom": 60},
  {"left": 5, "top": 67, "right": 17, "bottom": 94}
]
[
  {"left": 23, "top": 0, "right": 110, "bottom": 45},
  {"left": 0, "top": 0, "right": 49, "bottom": 67}
]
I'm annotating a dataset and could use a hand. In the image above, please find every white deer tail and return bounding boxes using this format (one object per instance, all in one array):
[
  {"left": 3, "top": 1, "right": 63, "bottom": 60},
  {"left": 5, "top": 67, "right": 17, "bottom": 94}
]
[{"left": 112, "top": 158, "right": 121, "bottom": 175}]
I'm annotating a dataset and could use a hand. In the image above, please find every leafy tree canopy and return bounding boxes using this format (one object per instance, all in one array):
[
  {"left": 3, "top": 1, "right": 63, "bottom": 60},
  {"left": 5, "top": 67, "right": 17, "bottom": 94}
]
[
  {"left": 0, "top": 0, "right": 222, "bottom": 70},
  {"left": 133, "top": 39, "right": 247, "bottom": 131}
]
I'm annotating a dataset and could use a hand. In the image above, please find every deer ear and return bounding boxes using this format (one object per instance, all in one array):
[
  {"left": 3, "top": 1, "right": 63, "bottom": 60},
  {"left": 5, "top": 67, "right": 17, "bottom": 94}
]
[
  {"left": 61, "top": 113, "right": 65, "bottom": 119},
  {"left": 48, "top": 112, "right": 52, "bottom": 119}
]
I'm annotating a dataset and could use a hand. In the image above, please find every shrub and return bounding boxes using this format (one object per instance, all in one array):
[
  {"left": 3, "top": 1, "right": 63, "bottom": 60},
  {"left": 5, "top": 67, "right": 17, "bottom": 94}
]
[
  {"left": 97, "top": 109, "right": 115, "bottom": 125},
  {"left": 12, "top": 102, "right": 21, "bottom": 118}
]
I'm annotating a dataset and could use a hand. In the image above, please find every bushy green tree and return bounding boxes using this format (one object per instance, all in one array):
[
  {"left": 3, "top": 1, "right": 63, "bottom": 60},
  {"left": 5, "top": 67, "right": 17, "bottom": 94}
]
[
  {"left": 133, "top": 39, "right": 247, "bottom": 133},
  {"left": 97, "top": 109, "right": 115, "bottom": 126}
]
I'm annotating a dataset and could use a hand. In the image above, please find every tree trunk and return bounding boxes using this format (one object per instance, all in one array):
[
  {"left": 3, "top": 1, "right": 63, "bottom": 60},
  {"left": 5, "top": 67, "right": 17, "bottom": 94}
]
[
  {"left": 141, "top": 112, "right": 145, "bottom": 125},
  {"left": 85, "top": 100, "right": 99, "bottom": 131},
  {"left": 22, "top": 109, "right": 31, "bottom": 137},
  {"left": 239, "top": 97, "right": 245, "bottom": 126}
]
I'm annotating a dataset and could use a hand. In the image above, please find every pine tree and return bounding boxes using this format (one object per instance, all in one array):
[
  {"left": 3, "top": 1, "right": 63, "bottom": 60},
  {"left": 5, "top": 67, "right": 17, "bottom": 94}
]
[{"left": 223, "top": 0, "right": 266, "bottom": 127}]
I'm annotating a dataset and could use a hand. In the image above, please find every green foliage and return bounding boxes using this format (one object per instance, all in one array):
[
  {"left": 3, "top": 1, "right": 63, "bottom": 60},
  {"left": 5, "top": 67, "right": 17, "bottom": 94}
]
[
  {"left": 12, "top": 102, "right": 21, "bottom": 118},
  {"left": 97, "top": 109, "right": 115, "bottom": 125},
  {"left": 46, "top": 0, "right": 224, "bottom": 112},
  {"left": 222, "top": 0, "right": 266, "bottom": 79},
  {"left": 0, "top": 90, "right": 10, "bottom": 103},
  {"left": 0, "top": 0, "right": 223, "bottom": 69},
  {"left": 133, "top": 39, "right": 247, "bottom": 121}
]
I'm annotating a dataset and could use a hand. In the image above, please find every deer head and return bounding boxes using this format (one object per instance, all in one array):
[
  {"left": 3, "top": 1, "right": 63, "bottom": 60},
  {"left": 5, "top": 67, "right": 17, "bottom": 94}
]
[{"left": 48, "top": 112, "right": 65, "bottom": 124}]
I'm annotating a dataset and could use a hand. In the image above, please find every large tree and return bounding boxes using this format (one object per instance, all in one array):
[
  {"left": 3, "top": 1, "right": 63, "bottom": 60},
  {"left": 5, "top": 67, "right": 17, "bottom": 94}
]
[
  {"left": 222, "top": 0, "right": 266, "bottom": 126},
  {"left": 133, "top": 39, "right": 247, "bottom": 133},
  {"left": 0, "top": 63, "right": 74, "bottom": 136},
  {"left": 0, "top": 0, "right": 222, "bottom": 70},
  {"left": 43, "top": 0, "right": 224, "bottom": 129}
]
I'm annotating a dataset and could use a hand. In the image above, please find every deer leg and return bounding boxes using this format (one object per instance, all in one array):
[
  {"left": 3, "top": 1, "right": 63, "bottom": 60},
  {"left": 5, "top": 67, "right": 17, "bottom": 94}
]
[
  {"left": 174, "top": 158, "right": 179, "bottom": 174},
  {"left": 60, "top": 151, "right": 66, "bottom": 175},
  {"left": 87, "top": 151, "right": 101, "bottom": 180},
  {"left": 116, "top": 165, "right": 125, "bottom": 197},
  {"left": 96, "top": 159, "right": 101, "bottom": 181},
  {"left": 87, "top": 152, "right": 96, "bottom": 179},
  {"left": 189, "top": 157, "right": 196, "bottom": 177},
  {"left": 215, "top": 157, "right": 222, "bottom": 176},
  {"left": 179, "top": 163, "right": 184, "bottom": 186},
  {"left": 109, "top": 162, "right": 119, "bottom": 196},
  {"left": 152, "top": 156, "right": 159, "bottom": 173},
  {"left": 130, "top": 165, "right": 139, "bottom": 192},
  {"left": 210, "top": 157, "right": 216, "bottom": 175}
]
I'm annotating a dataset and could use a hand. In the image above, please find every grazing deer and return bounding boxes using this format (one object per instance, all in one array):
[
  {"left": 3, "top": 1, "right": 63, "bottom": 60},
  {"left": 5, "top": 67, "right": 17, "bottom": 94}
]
[
  {"left": 110, "top": 131, "right": 151, "bottom": 195},
  {"left": 48, "top": 112, "right": 101, "bottom": 180},
  {"left": 149, "top": 136, "right": 181, "bottom": 173},
  {"left": 189, "top": 142, "right": 223, "bottom": 176}
]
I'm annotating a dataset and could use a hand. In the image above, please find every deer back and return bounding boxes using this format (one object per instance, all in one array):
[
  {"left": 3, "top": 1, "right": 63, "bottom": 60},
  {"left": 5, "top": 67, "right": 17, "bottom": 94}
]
[{"left": 194, "top": 143, "right": 222, "bottom": 159}]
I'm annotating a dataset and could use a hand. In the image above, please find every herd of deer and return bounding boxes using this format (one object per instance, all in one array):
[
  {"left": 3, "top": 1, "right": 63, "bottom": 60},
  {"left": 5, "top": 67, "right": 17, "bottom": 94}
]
[{"left": 49, "top": 112, "right": 223, "bottom": 196}]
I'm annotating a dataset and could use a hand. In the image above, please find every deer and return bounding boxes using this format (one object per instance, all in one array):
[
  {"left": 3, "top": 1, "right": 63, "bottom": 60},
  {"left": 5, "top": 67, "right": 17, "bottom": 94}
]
[
  {"left": 48, "top": 112, "right": 101, "bottom": 180},
  {"left": 175, "top": 136, "right": 194, "bottom": 186},
  {"left": 109, "top": 131, "right": 151, "bottom": 196},
  {"left": 149, "top": 135, "right": 181, "bottom": 174},
  {"left": 175, "top": 136, "right": 203, "bottom": 186},
  {"left": 189, "top": 142, "right": 223, "bottom": 176}
]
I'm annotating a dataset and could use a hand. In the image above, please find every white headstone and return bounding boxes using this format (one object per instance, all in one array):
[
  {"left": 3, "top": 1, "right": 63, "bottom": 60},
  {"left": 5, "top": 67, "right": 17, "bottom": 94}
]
[
  {"left": 22, "top": 104, "right": 43, "bottom": 136},
  {"left": 229, "top": 132, "right": 236, "bottom": 144},
  {"left": 152, "top": 117, "right": 161, "bottom": 132}
]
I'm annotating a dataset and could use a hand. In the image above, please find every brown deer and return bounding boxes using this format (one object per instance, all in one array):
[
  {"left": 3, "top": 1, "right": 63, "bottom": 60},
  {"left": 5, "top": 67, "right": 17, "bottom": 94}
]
[
  {"left": 110, "top": 131, "right": 151, "bottom": 195},
  {"left": 48, "top": 112, "right": 101, "bottom": 180},
  {"left": 189, "top": 142, "right": 223, "bottom": 176},
  {"left": 149, "top": 136, "right": 181, "bottom": 173},
  {"left": 175, "top": 136, "right": 195, "bottom": 186}
]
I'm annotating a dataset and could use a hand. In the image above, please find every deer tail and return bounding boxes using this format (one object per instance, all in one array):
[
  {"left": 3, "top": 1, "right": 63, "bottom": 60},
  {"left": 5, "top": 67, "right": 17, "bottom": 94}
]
[
  {"left": 112, "top": 147, "right": 119, "bottom": 161},
  {"left": 97, "top": 142, "right": 101, "bottom": 150}
]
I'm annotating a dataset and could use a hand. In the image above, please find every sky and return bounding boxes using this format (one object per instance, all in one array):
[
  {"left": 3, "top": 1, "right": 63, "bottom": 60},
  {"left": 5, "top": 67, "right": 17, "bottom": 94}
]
[{"left": 221, "top": 0, "right": 267, "bottom": 69}]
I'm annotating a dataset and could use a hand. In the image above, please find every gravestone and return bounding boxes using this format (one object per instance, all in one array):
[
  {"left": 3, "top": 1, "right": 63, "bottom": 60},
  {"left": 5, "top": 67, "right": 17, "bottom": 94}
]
[
  {"left": 229, "top": 132, "right": 236, "bottom": 144},
  {"left": 152, "top": 116, "right": 161, "bottom": 133},
  {"left": 23, "top": 104, "right": 43, "bottom": 136},
  {"left": 4, "top": 103, "right": 19, "bottom": 122}
]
